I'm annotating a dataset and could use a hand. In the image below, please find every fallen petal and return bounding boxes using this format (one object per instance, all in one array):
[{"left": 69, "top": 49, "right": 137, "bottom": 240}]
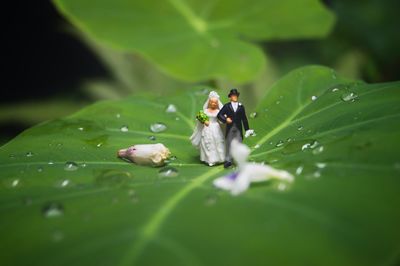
[{"left": 117, "top": 143, "right": 171, "bottom": 166}]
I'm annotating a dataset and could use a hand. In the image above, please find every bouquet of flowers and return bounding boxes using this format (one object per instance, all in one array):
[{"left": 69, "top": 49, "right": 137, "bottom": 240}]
[{"left": 196, "top": 110, "right": 209, "bottom": 124}]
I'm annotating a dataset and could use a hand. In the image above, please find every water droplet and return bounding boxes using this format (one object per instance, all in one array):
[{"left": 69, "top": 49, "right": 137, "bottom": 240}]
[
  {"left": 78, "top": 127, "right": 84, "bottom": 131},
  {"left": 311, "top": 95, "right": 317, "bottom": 101},
  {"left": 331, "top": 70, "right": 337, "bottom": 79},
  {"left": 48, "top": 161, "right": 54, "bottom": 165},
  {"left": 52, "top": 230, "right": 64, "bottom": 242},
  {"left": 158, "top": 167, "right": 179, "bottom": 177},
  {"left": 165, "top": 104, "right": 177, "bottom": 113},
  {"left": 205, "top": 194, "right": 218, "bottom": 206},
  {"left": 26, "top": 151, "right": 34, "bottom": 157},
  {"left": 210, "top": 39, "right": 220, "bottom": 48},
  {"left": 276, "top": 140, "right": 284, "bottom": 147},
  {"left": 301, "top": 140, "right": 319, "bottom": 151},
  {"left": 332, "top": 87, "right": 340, "bottom": 92},
  {"left": 128, "top": 189, "right": 139, "bottom": 203},
  {"left": 148, "top": 135, "right": 156, "bottom": 141},
  {"left": 297, "top": 126, "right": 304, "bottom": 131},
  {"left": 85, "top": 135, "right": 109, "bottom": 148},
  {"left": 64, "top": 162, "right": 78, "bottom": 171},
  {"left": 150, "top": 123, "right": 167, "bottom": 133},
  {"left": 116, "top": 113, "right": 121, "bottom": 118},
  {"left": 42, "top": 202, "right": 64, "bottom": 218},
  {"left": 11, "top": 179, "right": 20, "bottom": 187},
  {"left": 95, "top": 169, "right": 133, "bottom": 187},
  {"left": 341, "top": 92, "right": 358, "bottom": 102},
  {"left": 316, "top": 162, "right": 327, "bottom": 169},
  {"left": 195, "top": 88, "right": 209, "bottom": 95},
  {"left": 254, "top": 144, "right": 260, "bottom": 149},
  {"left": 277, "top": 183, "right": 287, "bottom": 191},
  {"left": 37, "top": 166, "right": 44, "bottom": 173},
  {"left": 313, "top": 171, "right": 321, "bottom": 178},
  {"left": 275, "top": 100, "right": 281, "bottom": 105},
  {"left": 23, "top": 197, "right": 33, "bottom": 206},
  {"left": 250, "top": 112, "right": 257, "bottom": 118},
  {"left": 120, "top": 125, "right": 129, "bottom": 132},
  {"left": 312, "top": 145, "right": 324, "bottom": 154},
  {"left": 55, "top": 179, "right": 71, "bottom": 188},
  {"left": 296, "top": 166, "right": 304, "bottom": 175}
]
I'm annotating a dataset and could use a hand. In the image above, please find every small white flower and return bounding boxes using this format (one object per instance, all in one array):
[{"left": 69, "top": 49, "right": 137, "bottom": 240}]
[
  {"left": 213, "top": 139, "right": 294, "bottom": 195},
  {"left": 117, "top": 143, "right": 171, "bottom": 166}
]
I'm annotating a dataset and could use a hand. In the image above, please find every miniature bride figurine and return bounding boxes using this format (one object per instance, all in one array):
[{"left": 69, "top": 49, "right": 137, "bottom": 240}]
[{"left": 190, "top": 91, "right": 226, "bottom": 166}]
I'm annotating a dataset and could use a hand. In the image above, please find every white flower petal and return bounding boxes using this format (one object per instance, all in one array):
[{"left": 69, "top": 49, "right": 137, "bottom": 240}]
[
  {"left": 230, "top": 172, "right": 251, "bottom": 196},
  {"left": 230, "top": 139, "right": 250, "bottom": 168},
  {"left": 118, "top": 143, "right": 170, "bottom": 166},
  {"left": 213, "top": 176, "right": 235, "bottom": 191}
]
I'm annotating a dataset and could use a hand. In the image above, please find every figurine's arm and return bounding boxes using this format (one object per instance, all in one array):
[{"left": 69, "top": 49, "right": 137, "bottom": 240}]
[
  {"left": 242, "top": 106, "right": 255, "bottom": 138},
  {"left": 217, "top": 105, "right": 228, "bottom": 123},
  {"left": 242, "top": 106, "right": 250, "bottom": 131}
]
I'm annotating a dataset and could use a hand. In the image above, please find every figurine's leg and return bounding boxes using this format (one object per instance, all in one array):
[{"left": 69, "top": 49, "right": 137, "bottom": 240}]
[{"left": 225, "top": 126, "right": 242, "bottom": 167}]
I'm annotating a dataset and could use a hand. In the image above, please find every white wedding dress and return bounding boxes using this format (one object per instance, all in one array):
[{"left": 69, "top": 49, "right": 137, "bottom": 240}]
[{"left": 190, "top": 92, "right": 226, "bottom": 166}]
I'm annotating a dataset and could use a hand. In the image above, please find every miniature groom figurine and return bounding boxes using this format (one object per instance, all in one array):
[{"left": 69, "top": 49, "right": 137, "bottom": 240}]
[{"left": 218, "top": 89, "right": 254, "bottom": 168}]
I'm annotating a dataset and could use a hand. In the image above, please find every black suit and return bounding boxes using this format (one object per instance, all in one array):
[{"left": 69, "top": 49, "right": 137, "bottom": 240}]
[{"left": 217, "top": 102, "right": 249, "bottom": 139}]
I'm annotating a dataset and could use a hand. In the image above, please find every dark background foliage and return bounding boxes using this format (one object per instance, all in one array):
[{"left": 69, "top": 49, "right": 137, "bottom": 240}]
[{"left": 2, "top": 0, "right": 400, "bottom": 144}]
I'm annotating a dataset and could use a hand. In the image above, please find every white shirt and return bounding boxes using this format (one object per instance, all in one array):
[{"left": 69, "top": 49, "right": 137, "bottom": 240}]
[{"left": 231, "top": 101, "right": 239, "bottom": 112}]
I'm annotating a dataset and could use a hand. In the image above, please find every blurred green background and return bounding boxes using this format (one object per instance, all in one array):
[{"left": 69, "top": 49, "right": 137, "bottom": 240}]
[{"left": 2, "top": 0, "right": 399, "bottom": 146}]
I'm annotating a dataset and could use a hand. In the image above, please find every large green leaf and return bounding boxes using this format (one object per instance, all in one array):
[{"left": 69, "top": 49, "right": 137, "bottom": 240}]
[
  {"left": 1, "top": 66, "right": 399, "bottom": 266},
  {"left": 53, "top": 0, "right": 334, "bottom": 83}
]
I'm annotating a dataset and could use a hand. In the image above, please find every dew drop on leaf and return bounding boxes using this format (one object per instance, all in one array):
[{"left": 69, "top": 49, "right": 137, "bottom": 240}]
[
  {"left": 128, "top": 189, "right": 139, "bottom": 203},
  {"left": 341, "top": 92, "right": 358, "bottom": 102},
  {"left": 312, "top": 145, "right": 324, "bottom": 154},
  {"left": 37, "top": 167, "right": 44, "bottom": 173},
  {"left": 64, "top": 162, "right": 78, "bottom": 171},
  {"left": 26, "top": 151, "right": 34, "bottom": 157},
  {"left": 11, "top": 179, "right": 20, "bottom": 188},
  {"left": 55, "top": 179, "right": 71, "bottom": 188},
  {"left": 297, "top": 126, "right": 304, "bottom": 131},
  {"left": 277, "top": 183, "right": 287, "bottom": 191},
  {"left": 95, "top": 169, "right": 133, "bottom": 187},
  {"left": 250, "top": 112, "right": 257, "bottom": 118},
  {"left": 295, "top": 166, "right": 304, "bottom": 175},
  {"left": 48, "top": 161, "right": 54, "bottom": 165},
  {"left": 148, "top": 135, "right": 156, "bottom": 141},
  {"left": 116, "top": 113, "right": 121, "bottom": 118},
  {"left": 276, "top": 140, "right": 284, "bottom": 147},
  {"left": 331, "top": 70, "right": 337, "bottom": 79},
  {"left": 311, "top": 95, "right": 318, "bottom": 101},
  {"left": 120, "top": 125, "right": 129, "bottom": 132},
  {"left": 42, "top": 202, "right": 64, "bottom": 218},
  {"left": 52, "top": 230, "right": 64, "bottom": 242},
  {"left": 150, "top": 123, "right": 167, "bottom": 133},
  {"left": 23, "top": 197, "right": 33, "bottom": 206},
  {"left": 165, "top": 104, "right": 177, "bottom": 113},
  {"left": 254, "top": 144, "right": 260, "bottom": 149},
  {"left": 158, "top": 167, "right": 179, "bottom": 177},
  {"left": 313, "top": 171, "right": 321, "bottom": 178},
  {"left": 205, "top": 194, "right": 218, "bottom": 206}
]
